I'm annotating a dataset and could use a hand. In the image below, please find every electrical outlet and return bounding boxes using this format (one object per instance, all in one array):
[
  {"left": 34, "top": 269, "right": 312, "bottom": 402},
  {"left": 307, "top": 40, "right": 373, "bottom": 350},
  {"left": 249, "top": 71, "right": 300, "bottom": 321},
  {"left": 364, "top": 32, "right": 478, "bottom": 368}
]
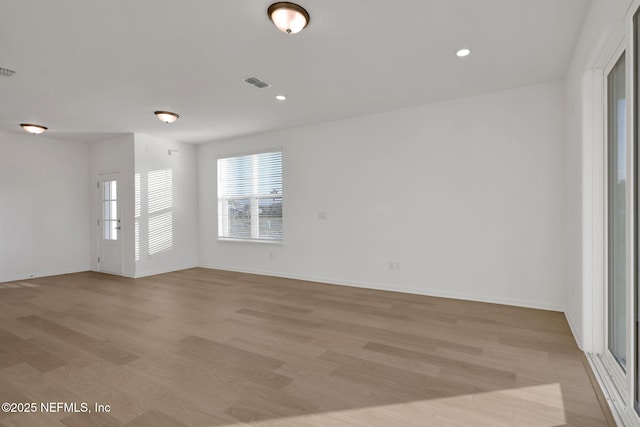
[
  {"left": 318, "top": 211, "right": 327, "bottom": 220},
  {"left": 389, "top": 262, "right": 400, "bottom": 271}
]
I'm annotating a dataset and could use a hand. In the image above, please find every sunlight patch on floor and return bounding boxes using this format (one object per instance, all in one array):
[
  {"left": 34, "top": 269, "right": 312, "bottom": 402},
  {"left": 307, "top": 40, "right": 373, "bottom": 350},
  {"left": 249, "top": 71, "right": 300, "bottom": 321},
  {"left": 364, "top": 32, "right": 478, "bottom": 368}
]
[
  {"left": 221, "top": 383, "right": 566, "bottom": 426},
  {"left": 0, "top": 282, "right": 39, "bottom": 289}
]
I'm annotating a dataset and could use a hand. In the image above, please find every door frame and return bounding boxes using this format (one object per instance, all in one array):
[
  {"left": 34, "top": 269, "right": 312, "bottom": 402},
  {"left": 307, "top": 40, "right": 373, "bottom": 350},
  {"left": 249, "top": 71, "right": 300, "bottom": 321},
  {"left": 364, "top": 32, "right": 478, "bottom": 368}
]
[{"left": 97, "top": 171, "right": 123, "bottom": 275}]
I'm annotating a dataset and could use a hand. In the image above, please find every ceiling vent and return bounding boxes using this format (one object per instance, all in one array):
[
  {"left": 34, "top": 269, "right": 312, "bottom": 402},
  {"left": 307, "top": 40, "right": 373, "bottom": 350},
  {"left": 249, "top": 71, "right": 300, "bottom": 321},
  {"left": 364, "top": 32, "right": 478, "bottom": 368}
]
[
  {"left": 0, "top": 67, "right": 16, "bottom": 78},
  {"left": 244, "top": 76, "right": 270, "bottom": 89}
]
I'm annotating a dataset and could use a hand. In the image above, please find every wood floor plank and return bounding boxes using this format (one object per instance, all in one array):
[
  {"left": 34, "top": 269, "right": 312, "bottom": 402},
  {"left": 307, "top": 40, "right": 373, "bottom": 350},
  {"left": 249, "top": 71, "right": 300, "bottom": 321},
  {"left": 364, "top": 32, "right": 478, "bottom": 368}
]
[
  {"left": 363, "top": 341, "right": 517, "bottom": 390},
  {"left": 319, "top": 350, "right": 482, "bottom": 399},
  {"left": 177, "top": 336, "right": 294, "bottom": 390},
  {"left": 45, "top": 364, "right": 148, "bottom": 425},
  {"left": 0, "top": 327, "right": 66, "bottom": 373},
  {"left": 60, "top": 412, "right": 124, "bottom": 427},
  {"left": 235, "top": 308, "right": 322, "bottom": 329},
  {"left": 236, "top": 298, "right": 314, "bottom": 315},
  {"left": 0, "top": 268, "right": 609, "bottom": 426},
  {"left": 125, "top": 410, "right": 189, "bottom": 427},
  {"left": 317, "top": 317, "right": 484, "bottom": 356},
  {"left": 17, "top": 315, "right": 138, "bottom": 366},
  {"left": 179, "top": 335, "right": 285, "bottom": 370},
  {"left": 76, "top": 359, "right": 229, "bottom": 426}
]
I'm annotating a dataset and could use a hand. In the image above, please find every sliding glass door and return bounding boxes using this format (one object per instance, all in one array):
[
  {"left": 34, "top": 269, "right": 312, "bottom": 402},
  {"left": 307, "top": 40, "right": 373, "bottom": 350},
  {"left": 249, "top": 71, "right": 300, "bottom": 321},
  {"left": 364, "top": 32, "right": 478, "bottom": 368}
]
[
  {"left": 608, "top": 52, "right": 627, "bottom": 373},
  {"left": 636, "top": 8, "right": 640, "bottom": 415},
  {"left": 594, "top": 4, "right": 639, "bottom": 422}
]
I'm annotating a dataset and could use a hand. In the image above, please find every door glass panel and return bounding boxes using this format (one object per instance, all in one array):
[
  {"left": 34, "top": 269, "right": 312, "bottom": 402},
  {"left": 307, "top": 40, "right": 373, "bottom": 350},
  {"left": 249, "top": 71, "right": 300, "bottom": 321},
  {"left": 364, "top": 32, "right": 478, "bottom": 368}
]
[
  {"left": 102, "top": 179, "right": 118, "bottom": 241},
  {"left": 110, "top": 220, "right": 118, "bottom": 241},
  {"left": 608, "top": 53, "right": 626, "bottom": 371}
]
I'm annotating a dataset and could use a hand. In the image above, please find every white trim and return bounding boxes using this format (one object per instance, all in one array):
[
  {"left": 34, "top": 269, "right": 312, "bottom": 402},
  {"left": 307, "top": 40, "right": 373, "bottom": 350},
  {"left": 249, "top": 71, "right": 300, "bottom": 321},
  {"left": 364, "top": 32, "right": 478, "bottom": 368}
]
[
  {"left": 624, "top": 5, "right": 637, "bottom": 407},
  {"left": 592, "top": 65, "right": 607, "bottom": 355},
  {"left": 95, "top": 168, "right": 121, "bottom": 176},
  {"left": 566, "top": 312, "right": 584, "bottom": 351},
  {"left": 589, "top": 353, "right": 636, "bottom": 426},
  {"left": 117, "top": 272, "right": 136, "bottom": 279},
  {"left": 90, "top": 269, "right": 135, "bottom": 278},
  {"left": 199, "top": 264, "right": 565, "bottom": 312},
  {"left": 215, "top": 147, "right": 283, "bottom": 161},
  {"left": 0, "top": 267, "right": 90, "bottom": 284},
  {"left": 217, "top": 238, "right": 283, "bottom": 245},
  {"left": 582, "top": 66, "right": 604, "bottom": 354},
  {"left": 133, "top": 264, "right": 199, "bottom": 278}
]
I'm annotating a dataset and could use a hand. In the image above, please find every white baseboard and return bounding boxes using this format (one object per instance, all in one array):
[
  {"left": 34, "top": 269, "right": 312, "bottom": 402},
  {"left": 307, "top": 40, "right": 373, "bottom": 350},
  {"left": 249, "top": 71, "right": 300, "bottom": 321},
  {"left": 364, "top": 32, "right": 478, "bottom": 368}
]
[
  {"left": 0, "top": 267, "right": 90, "bottom": 284},
  {"left": 565, "top": 311, "right": 583, "bottom": 350},
  {"left": 89, "top": 264, "right": 198, "bottom": 279},
  {"left": 6, "top": 263, "right": 564, "bottom": 313},
  {"left": 133, "top": 264, "right": 199, "bottom": 278},
  {"left": 89, "top": 270, "right": 136, "bottom": 279},
  {"left": 199, "top": 263, "right": 565, "bottom": 312}
]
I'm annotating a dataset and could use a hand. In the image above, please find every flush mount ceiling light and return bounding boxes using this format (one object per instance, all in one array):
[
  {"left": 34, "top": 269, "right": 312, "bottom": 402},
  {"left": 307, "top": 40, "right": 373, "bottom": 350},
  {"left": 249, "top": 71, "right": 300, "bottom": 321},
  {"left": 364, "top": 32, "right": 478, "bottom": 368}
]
[
  {"left": 268, "top": 2, "right": 310, "bottom": 34},
  {"left": 154, "top": 111, "right": 180, "bottom": 123},
  {"left": 20, "top": 123, "right": 47, "bottom": 134},
  {"left": 275, "top": 95, "right": 287, "bottom": 101},
  {"left": 456, "top": 48, "right": 471, "bottom": 57}
]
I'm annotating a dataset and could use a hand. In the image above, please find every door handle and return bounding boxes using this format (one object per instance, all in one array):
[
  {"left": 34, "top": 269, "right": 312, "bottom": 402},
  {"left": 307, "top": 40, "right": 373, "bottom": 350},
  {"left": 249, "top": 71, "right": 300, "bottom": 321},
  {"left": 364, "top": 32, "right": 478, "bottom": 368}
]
[{"left": 115, "top": 226, "right": 121, "bottom": 230}]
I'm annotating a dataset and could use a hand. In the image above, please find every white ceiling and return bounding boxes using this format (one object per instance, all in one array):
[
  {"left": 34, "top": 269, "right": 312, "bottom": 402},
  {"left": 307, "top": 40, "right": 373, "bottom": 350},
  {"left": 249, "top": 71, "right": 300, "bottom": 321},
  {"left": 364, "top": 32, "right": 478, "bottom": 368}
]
[{"left": 0, "top": 0, "right": 590, "bottom": 144}]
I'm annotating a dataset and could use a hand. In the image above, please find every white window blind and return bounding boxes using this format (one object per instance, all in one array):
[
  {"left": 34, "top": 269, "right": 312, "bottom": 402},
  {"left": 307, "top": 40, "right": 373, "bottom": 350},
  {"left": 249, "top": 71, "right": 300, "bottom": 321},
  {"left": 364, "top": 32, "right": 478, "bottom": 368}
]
[
  {"left": 218, "top": 151, "right": 283, "bottom": 241},
  {"left": 148, "top": 168, "right": 173, "bottom": 255}
]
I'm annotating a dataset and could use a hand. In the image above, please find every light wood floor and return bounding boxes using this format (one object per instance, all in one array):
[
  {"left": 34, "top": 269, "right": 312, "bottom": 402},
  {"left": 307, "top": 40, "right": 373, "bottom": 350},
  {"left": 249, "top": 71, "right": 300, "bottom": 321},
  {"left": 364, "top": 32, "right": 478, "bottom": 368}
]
[{"left": 0, "top": 268, "right": 609, "bottom": 426}]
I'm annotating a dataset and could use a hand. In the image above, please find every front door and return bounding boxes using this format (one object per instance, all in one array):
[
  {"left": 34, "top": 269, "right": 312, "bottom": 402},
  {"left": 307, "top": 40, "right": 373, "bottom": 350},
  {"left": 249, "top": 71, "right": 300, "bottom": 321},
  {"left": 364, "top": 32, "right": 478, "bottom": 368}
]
[{"left": 98, "top": 173, "right": 122, "bottom": 275}]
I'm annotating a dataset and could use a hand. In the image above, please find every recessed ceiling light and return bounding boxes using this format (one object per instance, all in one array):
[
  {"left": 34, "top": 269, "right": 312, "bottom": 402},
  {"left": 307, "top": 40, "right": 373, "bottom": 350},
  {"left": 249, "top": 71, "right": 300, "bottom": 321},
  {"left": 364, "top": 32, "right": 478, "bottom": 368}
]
[
  {"left": 20, "top": 123, "right": 47, "bottom": 134},
  {"left": 268, "top": 2, "right": 310, "bottom": 34},
  {"left": 276, "top": 95, "right": 287, "bottom": 101},
  {"left": 154, "top": 111, "right": 180, "bottom": 123},
  {"left": 456, "top": 48, "right": 471, "bottom": 57}
]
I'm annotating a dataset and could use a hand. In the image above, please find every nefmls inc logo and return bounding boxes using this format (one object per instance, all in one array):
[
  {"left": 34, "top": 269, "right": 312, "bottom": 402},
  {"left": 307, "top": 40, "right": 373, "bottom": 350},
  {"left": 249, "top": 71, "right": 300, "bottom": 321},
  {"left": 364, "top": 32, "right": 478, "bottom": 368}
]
[{"left": 40, "top": 402, "right": 90, "bottom": 413}]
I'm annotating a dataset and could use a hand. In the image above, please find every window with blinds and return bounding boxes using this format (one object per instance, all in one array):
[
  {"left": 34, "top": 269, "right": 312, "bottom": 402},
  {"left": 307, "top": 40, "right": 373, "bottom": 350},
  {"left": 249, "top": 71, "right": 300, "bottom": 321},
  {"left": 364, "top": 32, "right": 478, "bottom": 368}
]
[{"left": 217, "top": 151, "right": 283, "bottom": 241}]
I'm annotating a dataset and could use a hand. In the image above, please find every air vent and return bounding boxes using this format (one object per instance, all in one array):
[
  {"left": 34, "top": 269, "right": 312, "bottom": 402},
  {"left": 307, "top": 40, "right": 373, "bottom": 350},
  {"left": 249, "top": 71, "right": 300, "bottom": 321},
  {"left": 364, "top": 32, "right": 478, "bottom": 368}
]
[
  {"left": 244, "top": 76, "right": 270, "bottom": 89},
  {"left": 0, "top": 67, "right": 16, "bottom": 78}
]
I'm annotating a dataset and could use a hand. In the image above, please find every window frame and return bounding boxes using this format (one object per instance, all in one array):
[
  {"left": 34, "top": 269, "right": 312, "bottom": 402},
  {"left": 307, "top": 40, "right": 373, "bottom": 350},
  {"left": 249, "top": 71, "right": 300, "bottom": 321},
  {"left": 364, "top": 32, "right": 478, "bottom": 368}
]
[
  {"left": 216, "top": 148, "right": 284, "bottom": 243},
  {"left": 602, "top": 45, "right": 631, "bottom": 400}
]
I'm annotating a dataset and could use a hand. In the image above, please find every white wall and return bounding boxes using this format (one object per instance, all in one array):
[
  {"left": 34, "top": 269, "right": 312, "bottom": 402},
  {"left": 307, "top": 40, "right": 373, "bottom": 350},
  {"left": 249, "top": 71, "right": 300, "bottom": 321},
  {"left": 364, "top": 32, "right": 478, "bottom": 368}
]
[
  {"left": 90, "top": 134, "right": 135, "bottom": 277},
  {"left": 133, "top": 134, "right": 198, "bottom": 277},
  {"left": 564, "top": 0, "right": 629, "bottom": 349},
  {"left": 0, "top": 130, "right": 90, "bottom": 282},
  {"left": 199, "top": 81, "right": 566, "bottom": 310}
]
